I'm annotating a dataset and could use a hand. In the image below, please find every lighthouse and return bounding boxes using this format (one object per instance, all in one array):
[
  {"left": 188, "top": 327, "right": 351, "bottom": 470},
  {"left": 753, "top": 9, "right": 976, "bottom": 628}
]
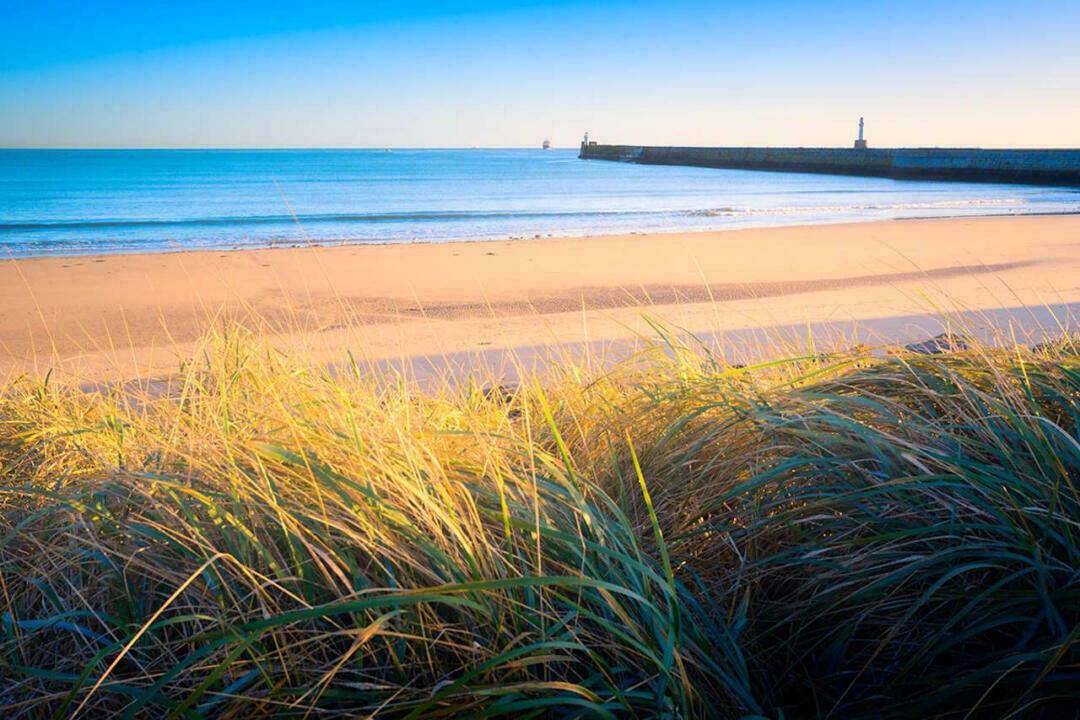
[{"left": 853, "top": 117, "right": 867, "bottom": 149}]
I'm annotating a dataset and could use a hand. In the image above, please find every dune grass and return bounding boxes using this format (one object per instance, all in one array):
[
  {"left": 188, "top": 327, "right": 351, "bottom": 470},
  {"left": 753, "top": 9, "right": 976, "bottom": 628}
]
[{"left": 2, "top": 324, "right": 1080, "bottom": 718}]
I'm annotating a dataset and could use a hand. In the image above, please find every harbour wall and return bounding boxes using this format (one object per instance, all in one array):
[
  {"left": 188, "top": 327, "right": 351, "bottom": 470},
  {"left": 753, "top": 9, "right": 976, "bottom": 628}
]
[{"left": 578, "top": 144, "right": 1080, "bottom": 186}]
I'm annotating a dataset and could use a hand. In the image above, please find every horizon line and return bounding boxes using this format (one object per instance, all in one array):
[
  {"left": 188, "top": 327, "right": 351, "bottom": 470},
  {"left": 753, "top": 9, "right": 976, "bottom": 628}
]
[
  {"left": 0, "top": 145, "right": 575, "bottom": 151},
  {"left": 5, "top": 143, "right": 1080, "bottom": 152}
]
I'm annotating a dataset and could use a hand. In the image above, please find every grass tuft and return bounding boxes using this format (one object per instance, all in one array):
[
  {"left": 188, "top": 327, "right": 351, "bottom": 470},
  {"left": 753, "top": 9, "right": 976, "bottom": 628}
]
[{"left": 2, "top": 324, "right": 1080, "bottom": 718}]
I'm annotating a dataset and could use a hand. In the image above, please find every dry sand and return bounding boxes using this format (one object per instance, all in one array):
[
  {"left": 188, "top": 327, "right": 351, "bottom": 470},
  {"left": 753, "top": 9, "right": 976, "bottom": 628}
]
[{"left": 2, "top": 215, "right": 1079, "bottom": 382}]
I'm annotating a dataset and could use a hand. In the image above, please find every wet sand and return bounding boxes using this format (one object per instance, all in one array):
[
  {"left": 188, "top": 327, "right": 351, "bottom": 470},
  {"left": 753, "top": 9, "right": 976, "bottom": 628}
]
[{"left": 2, "top": 215, "right": 1079, "bottom": 382}]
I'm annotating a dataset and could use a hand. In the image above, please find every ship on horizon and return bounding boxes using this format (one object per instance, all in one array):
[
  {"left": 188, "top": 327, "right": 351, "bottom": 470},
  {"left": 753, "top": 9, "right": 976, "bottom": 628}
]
[{"left": 542, "top": 139, "right": 551, "bottom": 150}]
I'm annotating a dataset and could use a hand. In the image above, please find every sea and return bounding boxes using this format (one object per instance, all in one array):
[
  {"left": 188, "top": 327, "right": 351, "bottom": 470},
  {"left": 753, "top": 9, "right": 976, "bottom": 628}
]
[{"left": 2, "top": 148, "right": 1078, "bottom": 258}]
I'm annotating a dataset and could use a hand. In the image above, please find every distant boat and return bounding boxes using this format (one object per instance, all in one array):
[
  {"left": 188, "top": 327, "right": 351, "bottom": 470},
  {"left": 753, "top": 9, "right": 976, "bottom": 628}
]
[{"left": 542, "top": 139, "right": 551, "bottom": 150}]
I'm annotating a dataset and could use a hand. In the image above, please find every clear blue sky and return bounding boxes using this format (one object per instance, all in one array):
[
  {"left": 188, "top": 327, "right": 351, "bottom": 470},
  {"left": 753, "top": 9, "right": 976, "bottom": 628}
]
[{"left": 2, "top": 0, "right": 1078, "bottom": 148}]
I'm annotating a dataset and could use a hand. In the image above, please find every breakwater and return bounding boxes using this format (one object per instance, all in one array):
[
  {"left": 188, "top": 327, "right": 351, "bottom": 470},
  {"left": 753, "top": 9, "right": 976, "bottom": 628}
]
[{"left": 579, "top": 144, "right": 1080, "bottom": 186}]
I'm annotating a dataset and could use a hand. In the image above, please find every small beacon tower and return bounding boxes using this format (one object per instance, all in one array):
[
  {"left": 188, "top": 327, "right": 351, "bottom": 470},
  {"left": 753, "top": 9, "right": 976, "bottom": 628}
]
[
  {"left": 853, "top": 117, "right": 867, "bottom": 149},
  {"left": 580, "top": 131, "right": 592, "bottom": 157}
]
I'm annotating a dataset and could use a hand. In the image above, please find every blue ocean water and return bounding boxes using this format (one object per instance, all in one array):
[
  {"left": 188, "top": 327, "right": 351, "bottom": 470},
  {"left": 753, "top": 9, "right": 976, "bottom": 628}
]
[{"left": 1, "top": 148, "right": 1078, "bottom": 258}]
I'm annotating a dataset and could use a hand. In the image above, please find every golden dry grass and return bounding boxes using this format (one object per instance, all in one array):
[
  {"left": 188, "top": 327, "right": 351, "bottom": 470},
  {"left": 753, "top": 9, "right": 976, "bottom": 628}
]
[{"left": 2, "top": 322, "right": 1079, "bottom": 718}]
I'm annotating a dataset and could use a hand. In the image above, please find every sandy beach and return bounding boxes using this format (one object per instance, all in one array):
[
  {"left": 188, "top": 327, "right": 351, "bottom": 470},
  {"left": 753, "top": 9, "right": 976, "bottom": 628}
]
[{"left": 3, "top": 214, "right": 1079, "bottom": 381}]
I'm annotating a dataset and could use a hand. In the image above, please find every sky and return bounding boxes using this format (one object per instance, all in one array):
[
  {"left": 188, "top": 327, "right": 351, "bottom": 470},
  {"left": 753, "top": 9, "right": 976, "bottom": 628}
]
[{"left": 1, "top": 0, "right": 1078, "bottom": 148}]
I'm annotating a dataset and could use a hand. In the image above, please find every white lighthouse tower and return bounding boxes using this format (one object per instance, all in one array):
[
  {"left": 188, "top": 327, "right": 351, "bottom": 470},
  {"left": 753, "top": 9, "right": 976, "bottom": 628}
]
[{"left": 853, "top": 117, "right": 867, "bottom": 149}]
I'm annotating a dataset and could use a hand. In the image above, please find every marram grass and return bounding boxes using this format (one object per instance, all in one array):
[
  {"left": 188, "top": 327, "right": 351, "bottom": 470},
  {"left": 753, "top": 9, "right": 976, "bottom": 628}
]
[{"left": 2, "top": 327, "right": 1079, "bottom": 718}]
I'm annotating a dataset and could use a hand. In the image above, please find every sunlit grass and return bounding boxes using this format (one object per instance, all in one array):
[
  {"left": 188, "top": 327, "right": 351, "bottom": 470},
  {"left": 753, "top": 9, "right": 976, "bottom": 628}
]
[{"left": 2, "top": 322, "right": 1079, "bottom": 718}]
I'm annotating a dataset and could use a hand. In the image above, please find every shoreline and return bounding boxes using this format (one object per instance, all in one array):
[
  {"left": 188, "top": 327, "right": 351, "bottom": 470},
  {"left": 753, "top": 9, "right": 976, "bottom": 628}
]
[
  {"left": 5, "top": 208, "right": 1080, "bottom": 262},
  {"left": 3, "top": 214, "right": 1080, "bottom": 382}
]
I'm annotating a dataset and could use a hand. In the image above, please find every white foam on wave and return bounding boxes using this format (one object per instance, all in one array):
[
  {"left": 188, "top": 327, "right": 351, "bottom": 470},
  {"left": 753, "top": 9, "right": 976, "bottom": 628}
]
[{"left": 685, "top": 198, "right": 1028, "bottom": 218}]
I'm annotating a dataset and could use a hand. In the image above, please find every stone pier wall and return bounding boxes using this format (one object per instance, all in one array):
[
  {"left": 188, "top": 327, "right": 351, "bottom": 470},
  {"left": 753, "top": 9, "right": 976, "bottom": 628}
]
[{"left": 579, "top": 143, "right": 1080, "bottom": 186}]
